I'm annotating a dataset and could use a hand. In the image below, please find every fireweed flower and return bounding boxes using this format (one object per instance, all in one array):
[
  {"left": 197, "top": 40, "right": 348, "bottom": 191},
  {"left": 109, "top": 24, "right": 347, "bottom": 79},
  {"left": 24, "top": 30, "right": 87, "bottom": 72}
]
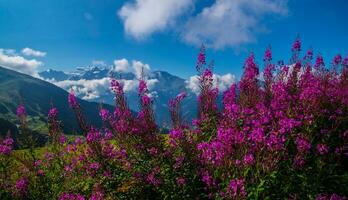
[
  {"left": 304, "top": 49, "right": 313, "bottom": 61},
  {"left": 228, "top": 178, "right": 247, "bottom": 199},
  {"left": 176, "top": 92, "right": 186, "bottom": 101},
  {"left": 316, "top": 143, "right": 329, "bottom": 155},
  {"left": 89, "top": 162, "right": 101, "bottom": 171},
  {"left": 138, "top": 80, "right": 147, "bottom": 95},
  {"left": 169, "top": 129, "right": 184, "bottom": 147},
  {"left": 295, "top": 136, "right": 311, "bottom": 153},
  {"left": 74, "top": 137, "right": 83, "bottom": 145},
  {"left": 141, "top": 95, "right": 151, "bottom": 106},
  {"left": 16, "top": 104, "right": 26, "bottom": 118},
  {"left": 48, "top": 107, "right": 58, "bottom": 119},
  {"left": 59, "top": 193, "right": 85, "bottom": 200},
  {"left": 292, "top": 37, "right": 301, "bottom": 52},
  {"left": 104, "top": 129, "right": 113, "bottom": 140},
  {"left": 201, "top": 171, "right": 214, "bottom": 188},
  {"left": 99, "top": 108, "right": 109, "bottom": 121},
  {"left": 243, "top": 153, "right": 255, "bottom": 166},
  {"left": 111, "top": 79, "right": 123, "bottom": 94},
  {"left": 333, "top": 54, "right": 342, "bottom": 65},
  {"left": 15, "top": 177, "right": 28, "bottom": 196},
  {"left": 90, "top": 191, "right": 104, "bottom": 200},
  {"left": 34, "top": 159, "right": 42, "bottom": 167},
  {"left": 59, "top": 135, "right": 67, "bottom": 145},
  {"left": 196, "top": 45, "right": 206, "bottom": 72},
  {"left": 343, "top": 56, "right": 348, "bottom": 67},
  {"left": 314, "top": 55, "right": 325, "bottom": 69},
  {"left": 0, "top": 136, "right": 14, "bottom": 155},
  {"left": 68, "top": 90, "right": 79, "bottom": 108},
  {"left": 146, "top": 167, "right": 161, "bottom": 187},
  {"left": 86, "top": 128, "right": 101, "bottom": 143}
]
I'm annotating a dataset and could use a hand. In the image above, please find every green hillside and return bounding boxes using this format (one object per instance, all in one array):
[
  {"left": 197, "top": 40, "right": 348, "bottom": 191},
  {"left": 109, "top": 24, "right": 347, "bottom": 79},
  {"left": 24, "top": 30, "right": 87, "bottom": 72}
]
[{"left": 0, "top": 66, "right": 114, "bottom": 137}]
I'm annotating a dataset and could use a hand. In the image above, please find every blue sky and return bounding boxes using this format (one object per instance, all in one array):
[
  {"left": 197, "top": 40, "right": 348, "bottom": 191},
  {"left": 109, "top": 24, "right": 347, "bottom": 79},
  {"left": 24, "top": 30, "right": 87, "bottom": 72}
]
[{"left": 0, "top": 0, "right": 348, "bottom": 79}]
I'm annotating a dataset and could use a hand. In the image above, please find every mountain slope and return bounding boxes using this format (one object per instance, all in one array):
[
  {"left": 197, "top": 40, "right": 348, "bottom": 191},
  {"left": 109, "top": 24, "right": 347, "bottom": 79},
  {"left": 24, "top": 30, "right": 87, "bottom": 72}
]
[{"left": 0, "top": 66, "right": 113, "bottom": 136}]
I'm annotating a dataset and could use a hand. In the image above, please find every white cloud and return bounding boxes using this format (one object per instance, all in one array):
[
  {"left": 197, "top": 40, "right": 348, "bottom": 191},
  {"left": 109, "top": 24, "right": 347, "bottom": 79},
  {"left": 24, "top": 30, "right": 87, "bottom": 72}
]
[
  {"left": 113, "top": 58, "right": 131, "bottom": 73},
  {"left": 113, "top": 58, "right": 152, "bottom": 78},
  {"left": 120, "top": 78, "right": 158, "bottom": 92},
  {"left": 53, "top": 78, "right": 111, "bottom": 100},
  {"left": 118, "top": 0, "right": 193, "bottom": 39},
  {"left": 50, "top": 77, "right": 159, "bottom": 100},
  {"left": 118, "top": 0, "right": 288, "bottom": 49},
  {"left": 21, "top": 47, "right": 47, "bottom": 57},
  {"left": 186, "top": 73, "right": 236, "bottom": 94},
  {"left": 0, "top": 48, "right": 43, "bottom": 77},
  {"left": 183, "top": 0, "right": 288, "bottom": 49},
  {"left": 132, "top": 60, "right": 151, "bottom": 78}
]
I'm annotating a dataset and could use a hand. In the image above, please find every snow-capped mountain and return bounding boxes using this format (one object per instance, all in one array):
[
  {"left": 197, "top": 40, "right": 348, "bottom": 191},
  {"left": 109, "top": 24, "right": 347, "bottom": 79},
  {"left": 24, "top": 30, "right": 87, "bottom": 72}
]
[
  {"left": 39, "top": 65, "right": 198, "bottom": 125},
  {"left": 39, "top": 62, "right": 236, "bottom": 126}
]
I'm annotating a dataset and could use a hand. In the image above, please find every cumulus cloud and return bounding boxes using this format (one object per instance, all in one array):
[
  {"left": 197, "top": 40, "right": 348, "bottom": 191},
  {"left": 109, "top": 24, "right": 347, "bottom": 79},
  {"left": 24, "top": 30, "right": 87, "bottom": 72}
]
[
  {"left": 113, "top": 58, "right": 131, "bottom": 73},
  {"left": 183, "top": 0, "right": 288, "bottom": 49},
  {"left": 118, "top": 0, "right": 288, "bottom": 49},
  {"left": 186, "top": 73, "right": 236, "bottom": 94},
  {"left": 0, "top": 48, "right": 43, "bottom": 77},
  {"left": 21, "top": 47, "right": 47, "bottom": 57},
  {"left": 132, "top": 60, "right": 151, "bottom": 78},
  {"left": 118, "top": 0, "right": 193, "bottom": 39},
  {"left": 113, "top": 58, "right": 152, "bottom": 78}
]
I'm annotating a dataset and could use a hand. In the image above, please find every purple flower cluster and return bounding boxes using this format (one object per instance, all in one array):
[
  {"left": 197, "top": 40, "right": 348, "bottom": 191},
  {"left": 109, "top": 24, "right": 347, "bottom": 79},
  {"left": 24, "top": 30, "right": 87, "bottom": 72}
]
[
  {"left": 0, "top": 136, "right": 14, "bottom": 155},
  {"left": 48, "top": 107, "right": 58, "bottom": 119},
  {"left": 68, "top": 90, "right": 79, "bottom": 109},
  {"left": 99, "top": 108, "right": 109, "bottom": 121},
  {"left": 15, "top": 177, "right": 28, "bottom": 196},
  {"left": 59, "top": 193, "right": 85, "bottom": 200},
  {"left": 16, "top": 104, "right": 26, "bottom": 118},
  {"left": 228, "top": 178, "right": 247, "bottom": 199}
]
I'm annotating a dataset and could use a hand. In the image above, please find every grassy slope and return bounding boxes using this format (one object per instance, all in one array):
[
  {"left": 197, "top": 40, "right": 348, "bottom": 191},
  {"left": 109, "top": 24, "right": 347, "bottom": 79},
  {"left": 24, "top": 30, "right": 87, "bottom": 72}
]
[{"left": 0, "top": 66, "right": 114, "bottom": 137}]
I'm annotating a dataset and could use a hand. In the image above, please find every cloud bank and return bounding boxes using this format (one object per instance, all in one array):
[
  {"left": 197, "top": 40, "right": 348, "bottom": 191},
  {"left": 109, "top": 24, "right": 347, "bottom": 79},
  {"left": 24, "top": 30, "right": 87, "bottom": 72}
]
[{"left": 49, "top": 59, "right": 159, "bottom": 100}]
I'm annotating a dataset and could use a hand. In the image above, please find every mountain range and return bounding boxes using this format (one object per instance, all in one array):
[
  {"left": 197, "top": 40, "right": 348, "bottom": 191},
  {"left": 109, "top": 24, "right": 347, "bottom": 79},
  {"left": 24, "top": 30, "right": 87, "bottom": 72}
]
[
  {"left": 0, "top": 64, "right": 233, "bottom": 141},
  {"left": 39, "top": 66, "right": 200, "bottom": 126}
]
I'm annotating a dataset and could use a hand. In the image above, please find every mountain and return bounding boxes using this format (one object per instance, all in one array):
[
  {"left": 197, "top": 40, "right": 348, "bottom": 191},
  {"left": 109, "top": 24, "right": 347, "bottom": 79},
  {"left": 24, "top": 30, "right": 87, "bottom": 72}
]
[
  {"left": 0, "top": 66, "right": 114, "bottom": 138},
  {"left": 39, "top": 66, "right": 199, "bottom": 125},
  {"left": 39, "top": 69, "right": 70, "bottom": 81}
]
